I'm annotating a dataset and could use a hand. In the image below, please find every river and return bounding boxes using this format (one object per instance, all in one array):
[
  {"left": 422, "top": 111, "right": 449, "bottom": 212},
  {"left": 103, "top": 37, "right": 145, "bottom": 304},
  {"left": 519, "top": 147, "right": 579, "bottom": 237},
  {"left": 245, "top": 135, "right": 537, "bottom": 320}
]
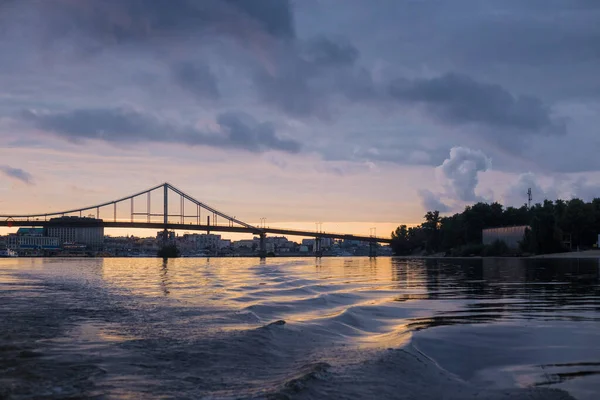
[{"left": 1, "top": 257, "right": 598, "bottom": 399}]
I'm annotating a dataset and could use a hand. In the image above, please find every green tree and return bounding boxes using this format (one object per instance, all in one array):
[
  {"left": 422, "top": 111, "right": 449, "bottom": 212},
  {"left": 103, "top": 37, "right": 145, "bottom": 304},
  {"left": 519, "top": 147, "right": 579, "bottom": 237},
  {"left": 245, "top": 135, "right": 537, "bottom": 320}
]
[
  {"left": 391, "top": 196, "right": 600, "bottom": 256},
  {"left": 422, "top": 211, "right": 442, "bottom": 253}
]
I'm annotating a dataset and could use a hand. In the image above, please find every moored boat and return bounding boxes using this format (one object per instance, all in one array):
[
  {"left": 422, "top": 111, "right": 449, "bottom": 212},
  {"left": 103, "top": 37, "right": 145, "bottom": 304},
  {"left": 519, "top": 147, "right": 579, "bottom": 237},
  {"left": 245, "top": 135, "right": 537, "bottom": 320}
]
[{"left": 0, "top": 249, "right": 18, "bottom": 257}]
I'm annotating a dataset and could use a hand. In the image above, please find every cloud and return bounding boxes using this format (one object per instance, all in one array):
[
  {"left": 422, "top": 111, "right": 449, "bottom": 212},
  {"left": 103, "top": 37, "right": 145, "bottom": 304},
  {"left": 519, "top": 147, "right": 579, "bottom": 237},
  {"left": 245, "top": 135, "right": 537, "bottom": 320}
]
[
  {"left": 415, "top": 147, "right": 491, "bottom": 213},
  {"left": 570, "top": 178, "right": 600, "bottom": 201},
  {"left": 216, "top": 111, "right": 300, "bottom": 153},
  {"left": 21, "top": 108, "right": 300, "bottom": 154},
  {"left": 438, "top": 147, "right": 491, "bottom": 203},
  {"left": 0, "top": 0, "right": 295, "bottom": 46},
  {"left": 418, "top": 189, "right": 450, "bottom": 212},
  {"left": 503, "top": 173, "right": 554, "bottom": 207},
  {"left": 251, "top": 36, "right": 378, "bottom": 118},
  {"left": 0, "top": 165, "right": 34, "bottom": 184},
  {"left": 390, "top": 73, "right": 566, "bottom": 134},
  {"left": 302, "top": 36, "right": 359, "bottom": 67},
  {"left": 171, "top": 61, "right": 219, "bottom": 100},
  {"left": 0, "top": 0, "right": 597, "bottom": 179},
  {"left": 504, "top": 172, "right": 600, "bottom": 206}
]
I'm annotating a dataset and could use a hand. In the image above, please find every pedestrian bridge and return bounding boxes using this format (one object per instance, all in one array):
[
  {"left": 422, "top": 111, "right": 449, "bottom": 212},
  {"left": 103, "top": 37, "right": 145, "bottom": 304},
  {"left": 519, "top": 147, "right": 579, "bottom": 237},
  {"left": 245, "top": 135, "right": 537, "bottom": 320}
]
[{"left": 0, "top": 183, "right": 392, "bottom": 246}]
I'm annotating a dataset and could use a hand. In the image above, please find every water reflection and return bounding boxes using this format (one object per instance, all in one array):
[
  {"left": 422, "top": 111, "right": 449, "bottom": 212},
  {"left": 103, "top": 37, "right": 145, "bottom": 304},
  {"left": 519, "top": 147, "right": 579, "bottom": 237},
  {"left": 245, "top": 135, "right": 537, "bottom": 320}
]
[
  {"left": 1, "top": 257, "right": 598, "bottom": 399},
  {"left": 393, "top": 257, "right": 600, "bottom": 400},
  {"left": 159, "top": 260, "right": 170, "bottom": 296}
]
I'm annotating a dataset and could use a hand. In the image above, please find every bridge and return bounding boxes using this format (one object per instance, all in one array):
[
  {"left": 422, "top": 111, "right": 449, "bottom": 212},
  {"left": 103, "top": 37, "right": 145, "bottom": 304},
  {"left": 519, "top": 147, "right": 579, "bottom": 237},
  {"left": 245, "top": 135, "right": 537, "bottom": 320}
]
[{"left": 0, "top": 183, "right": 392, "bottom": 256}]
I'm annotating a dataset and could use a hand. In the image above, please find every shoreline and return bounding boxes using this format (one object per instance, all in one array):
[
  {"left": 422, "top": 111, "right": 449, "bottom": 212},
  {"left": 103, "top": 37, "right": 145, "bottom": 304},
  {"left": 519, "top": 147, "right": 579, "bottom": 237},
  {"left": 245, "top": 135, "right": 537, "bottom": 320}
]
[
  {"left": 396, "top": 250, "right": 600, "bottom": 260},
  {"left": 4, "top": 251, "right": 600, "bottom": 260}
]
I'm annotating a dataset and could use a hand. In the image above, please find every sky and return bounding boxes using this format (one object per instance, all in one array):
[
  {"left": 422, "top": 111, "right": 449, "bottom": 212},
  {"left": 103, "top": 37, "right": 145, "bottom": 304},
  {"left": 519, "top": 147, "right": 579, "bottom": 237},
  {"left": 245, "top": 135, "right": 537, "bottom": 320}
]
[{"left": 0, "top": 0, "right": 599, "bottom": 238}]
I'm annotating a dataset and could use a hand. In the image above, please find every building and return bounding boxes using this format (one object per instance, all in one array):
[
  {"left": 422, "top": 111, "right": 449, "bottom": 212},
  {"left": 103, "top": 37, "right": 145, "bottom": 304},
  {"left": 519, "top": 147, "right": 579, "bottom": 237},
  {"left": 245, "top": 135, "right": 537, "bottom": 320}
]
[
  {"left": 46, "top": 217, "right": 104, "bottom": 249},
  {"left": 233, "top": 239, "right": 258, "bottom": 250},
  {"left": 482, "top": 226, "right": 529, "bottom": 249},
  {"left": 181, "top": 233, "right": 222, "bottom": 250},
  {"left": 156, "top": 230, "right": 176, "bottom": 242},
  {"left": 219, "top": 239, "right": 232, "bottom": 249},
  {"left": 267, "top": 236, "right": 290, "bottom": 247},
  {"left": 7, "top": 228, "right": 60, "bottom": 251},
  {"left": 265, "top": 243, "right": 275, "bottom": 253}
]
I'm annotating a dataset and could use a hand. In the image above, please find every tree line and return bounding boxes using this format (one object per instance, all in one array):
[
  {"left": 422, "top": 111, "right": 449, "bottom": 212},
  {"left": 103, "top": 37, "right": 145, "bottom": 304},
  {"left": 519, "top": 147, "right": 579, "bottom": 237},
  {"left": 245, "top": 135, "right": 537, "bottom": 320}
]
[{"left": 391, "top": 198, "right": 600, "bottom": 256}]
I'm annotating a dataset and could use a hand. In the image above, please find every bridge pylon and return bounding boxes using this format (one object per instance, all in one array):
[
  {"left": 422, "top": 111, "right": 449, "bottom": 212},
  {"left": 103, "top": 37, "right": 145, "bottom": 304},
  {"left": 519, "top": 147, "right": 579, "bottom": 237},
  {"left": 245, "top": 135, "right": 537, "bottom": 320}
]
[
  {"left": 314, "top": 237, "right": 323, "bottom": 258},
  {"left": 259, "top": 233, "right": 267, "bottom": 259}
]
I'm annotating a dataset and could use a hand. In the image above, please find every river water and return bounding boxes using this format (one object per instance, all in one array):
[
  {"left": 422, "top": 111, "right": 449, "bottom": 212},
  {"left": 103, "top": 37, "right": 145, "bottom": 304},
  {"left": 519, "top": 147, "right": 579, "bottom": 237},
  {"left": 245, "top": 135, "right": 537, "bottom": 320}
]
[{"left": 0, "top": 257, "right": 598, "bottom": 399}]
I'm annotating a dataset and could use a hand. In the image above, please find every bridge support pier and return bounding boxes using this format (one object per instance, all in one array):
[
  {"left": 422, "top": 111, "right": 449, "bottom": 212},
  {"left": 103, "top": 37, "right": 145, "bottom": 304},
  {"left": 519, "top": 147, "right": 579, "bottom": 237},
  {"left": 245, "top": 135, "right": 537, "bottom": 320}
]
[
  {"left": 369, "top": 241, "right": 377, "bottom": 258},
  {"left": 314, "top": 237, "right": 322, "bottom": 258},
  {"left": 259, "top": 233, "right": 267, "bottom": 259}
]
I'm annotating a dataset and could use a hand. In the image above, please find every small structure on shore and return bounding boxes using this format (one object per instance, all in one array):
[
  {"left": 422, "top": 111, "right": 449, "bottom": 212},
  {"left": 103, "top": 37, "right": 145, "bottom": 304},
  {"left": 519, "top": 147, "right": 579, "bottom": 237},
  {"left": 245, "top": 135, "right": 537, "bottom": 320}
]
[{"left": 482, "top": 226, "right": 529, "bottom": 249}]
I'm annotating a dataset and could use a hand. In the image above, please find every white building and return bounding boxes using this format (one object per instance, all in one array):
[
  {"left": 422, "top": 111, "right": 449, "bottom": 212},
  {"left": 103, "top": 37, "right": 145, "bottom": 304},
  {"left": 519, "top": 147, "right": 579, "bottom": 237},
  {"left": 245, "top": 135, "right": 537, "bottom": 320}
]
[
  {"left": 7, "top": 232, "right": 60, "bottom": 251},
  {"left": 233, "top": 239, "right": 258, "bottom": 249},
  {"left": 267, "top": 236, "right": 290, "bottom": 247},
  {"left": 181, "top": 233, "right": 222, "bottom": 250}
]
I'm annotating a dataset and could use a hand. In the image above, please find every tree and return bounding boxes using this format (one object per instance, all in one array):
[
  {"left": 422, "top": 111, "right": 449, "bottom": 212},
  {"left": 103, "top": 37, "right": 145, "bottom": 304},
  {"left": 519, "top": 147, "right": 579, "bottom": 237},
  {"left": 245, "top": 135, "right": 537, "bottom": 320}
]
[
  {"left": 422, "top": 211, "right": 442, "bottom": 253},
  {"left": 391, "top": 195, "right": 600, "bottom": 256},
  {"left": 391, "top": 225, "right": 426, "bottom": 255},
  {"left": 391, "top": 225, "right": 411, "bottom": 255}
]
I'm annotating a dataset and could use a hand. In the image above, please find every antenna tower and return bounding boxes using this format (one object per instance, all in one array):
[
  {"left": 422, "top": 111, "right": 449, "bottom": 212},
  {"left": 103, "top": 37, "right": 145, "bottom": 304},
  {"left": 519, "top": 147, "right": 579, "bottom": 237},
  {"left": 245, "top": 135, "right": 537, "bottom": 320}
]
[{"left": 527, "top": 188, "right": 532, "bottom": 209}]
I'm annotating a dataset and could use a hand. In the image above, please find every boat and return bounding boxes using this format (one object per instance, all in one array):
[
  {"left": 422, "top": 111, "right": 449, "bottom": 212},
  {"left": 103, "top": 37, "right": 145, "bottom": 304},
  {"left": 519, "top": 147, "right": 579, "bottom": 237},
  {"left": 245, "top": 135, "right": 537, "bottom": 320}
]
[{"left": 0, "top": 249, "right": 18, "bottom": 257}]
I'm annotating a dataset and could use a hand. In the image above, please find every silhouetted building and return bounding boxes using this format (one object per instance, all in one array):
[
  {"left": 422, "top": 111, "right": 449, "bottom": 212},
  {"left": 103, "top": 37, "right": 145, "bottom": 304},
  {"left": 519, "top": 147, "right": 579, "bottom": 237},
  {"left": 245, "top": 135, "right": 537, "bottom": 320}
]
[
  {"left": 46, "top": 217, "right": 104, "bottom": 249},
  {"left": 156, "top": 230, "right": 175, "bottom": 242}
]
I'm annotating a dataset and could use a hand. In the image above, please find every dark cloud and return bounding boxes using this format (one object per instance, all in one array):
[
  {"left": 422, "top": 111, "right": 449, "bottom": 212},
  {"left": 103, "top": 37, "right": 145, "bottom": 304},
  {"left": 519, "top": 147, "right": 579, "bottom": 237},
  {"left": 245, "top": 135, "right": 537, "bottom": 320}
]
[
  {"left": 0, "top": 165, "right": 34, "bottom": 184},
  {"left": 449, "top": 2, "right": 600, "bottom": 68},
  {"left": 224, "top": 0, "right": 294, "bottom": 38},
  {"left": 340, "top": 0, "right": 600, "bottom": 100},
  {"left": 216, "top": 111, "right": 300, "bottom": 153},
  {"left": 253, "top": 57, "right": 323, "bottom": 118},
  {"left": 252, "top": 37, "right": 377, "bottom": 118},
  {"left": 302, "top": 36, "right": 359, "bottom": 67},
  {"left": 418, "top": 189, "right": 450, "bottom": 213},
  {"left": 0, "top": 0, "right": 295, "bottom": 43},
  {"left": 171, "top": 61, "right": 219, "bottom": 100},
  {"left": 1, "top": 0, "right": 598, "bottom": 178},
  {"left": 390, "top": 73, "right": 565, "bottom": 134},
  {"left": 21, "top": 108, "right": 300, "bottom": 154}
]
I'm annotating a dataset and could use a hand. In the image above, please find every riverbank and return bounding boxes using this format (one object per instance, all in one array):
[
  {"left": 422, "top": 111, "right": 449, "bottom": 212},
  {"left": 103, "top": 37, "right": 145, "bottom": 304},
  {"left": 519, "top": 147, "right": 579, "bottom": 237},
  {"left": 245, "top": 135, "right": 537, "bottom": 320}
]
[
  {"left": 394, "top": 251, "right": 600, "bottom": 260},
  {"left": 532, "top": 250, "right": 600, "bottom": 259}
]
